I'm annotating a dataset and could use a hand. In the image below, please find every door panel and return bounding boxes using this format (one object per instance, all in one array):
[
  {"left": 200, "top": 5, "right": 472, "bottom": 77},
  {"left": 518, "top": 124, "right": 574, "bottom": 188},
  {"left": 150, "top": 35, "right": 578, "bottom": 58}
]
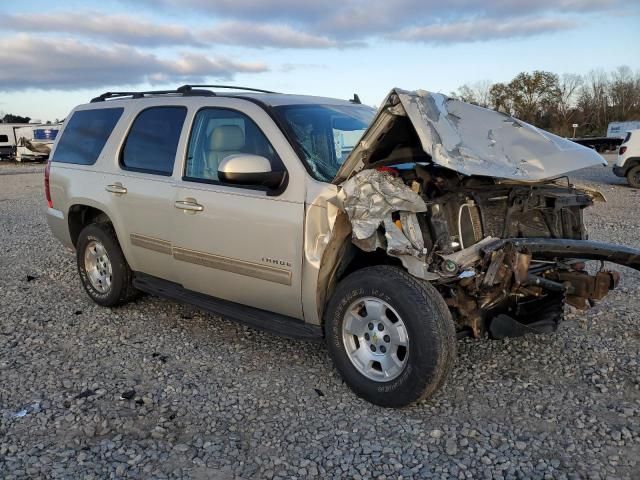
[
  {"left": 107, "top": 173, "right": 178, "bottom": 282},
  {"left": 172, "top": 185, "right": 304, "bottom": 318}
]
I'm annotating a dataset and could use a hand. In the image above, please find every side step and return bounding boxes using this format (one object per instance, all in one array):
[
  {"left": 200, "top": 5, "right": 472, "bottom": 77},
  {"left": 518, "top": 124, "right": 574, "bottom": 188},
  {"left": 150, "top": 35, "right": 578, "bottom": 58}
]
[{"left": 133, "top": 273, "right": 323, "bottom": 342}]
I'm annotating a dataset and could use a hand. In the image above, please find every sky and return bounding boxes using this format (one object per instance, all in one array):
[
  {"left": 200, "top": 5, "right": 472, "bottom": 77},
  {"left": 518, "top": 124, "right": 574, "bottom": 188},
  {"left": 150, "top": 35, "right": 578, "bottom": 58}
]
[{"left": 0, "top": 0, "right": 638, "bottom": 122}]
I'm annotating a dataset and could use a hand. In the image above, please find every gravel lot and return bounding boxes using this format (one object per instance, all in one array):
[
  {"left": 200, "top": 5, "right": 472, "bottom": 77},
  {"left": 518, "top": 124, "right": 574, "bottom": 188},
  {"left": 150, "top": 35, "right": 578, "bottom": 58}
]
[{"left": 1, "top": 156, "right": 639, "bottom": 479}]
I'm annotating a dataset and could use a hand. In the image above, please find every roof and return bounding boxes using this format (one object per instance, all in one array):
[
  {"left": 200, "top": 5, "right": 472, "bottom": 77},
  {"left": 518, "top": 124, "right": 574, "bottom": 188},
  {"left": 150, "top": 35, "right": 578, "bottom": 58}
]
[
  {"left": 227, "top": 92, "right": 359, "bottom": 108},
  {"left": 88, "top": 85, "right": 360, "bottom": 108}
]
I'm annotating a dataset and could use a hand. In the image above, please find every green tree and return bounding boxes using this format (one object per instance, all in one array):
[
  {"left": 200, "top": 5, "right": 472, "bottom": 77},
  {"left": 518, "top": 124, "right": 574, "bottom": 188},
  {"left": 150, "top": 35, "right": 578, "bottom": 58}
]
[
  {"left": 2, "top": 113, "right": 31, "bottom": 123},
  {"left": 489, "top": 82, "right": 513, "bottom": 114},
  {"left": 506, "top": 71, "right": 560, "bottom": 125}
]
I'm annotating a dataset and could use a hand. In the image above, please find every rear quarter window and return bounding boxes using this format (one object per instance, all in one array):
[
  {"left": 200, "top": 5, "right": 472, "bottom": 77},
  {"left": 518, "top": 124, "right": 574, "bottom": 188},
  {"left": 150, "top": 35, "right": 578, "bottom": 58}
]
[
  {"left": 52, "top": 108, "right": 123, "bottom": 165},
  {"left": 0, "top": 135, "right": 8, "bottom": 143},
  {"left": 623, "top": 132, "right": 632, "bottom": 143}
]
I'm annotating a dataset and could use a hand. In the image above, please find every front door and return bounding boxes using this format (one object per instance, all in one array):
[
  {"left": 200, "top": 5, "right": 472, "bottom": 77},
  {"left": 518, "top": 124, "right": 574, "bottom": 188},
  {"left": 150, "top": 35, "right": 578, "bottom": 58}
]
[{"left": 170, "top": 106, "right": 305, "bottom": 319}]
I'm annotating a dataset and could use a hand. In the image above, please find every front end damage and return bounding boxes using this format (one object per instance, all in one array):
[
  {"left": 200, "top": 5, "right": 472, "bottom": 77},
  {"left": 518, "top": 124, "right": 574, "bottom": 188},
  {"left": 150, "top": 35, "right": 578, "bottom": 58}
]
[{"left": 325, "top": 89, "right": 640, "bottom": 339}]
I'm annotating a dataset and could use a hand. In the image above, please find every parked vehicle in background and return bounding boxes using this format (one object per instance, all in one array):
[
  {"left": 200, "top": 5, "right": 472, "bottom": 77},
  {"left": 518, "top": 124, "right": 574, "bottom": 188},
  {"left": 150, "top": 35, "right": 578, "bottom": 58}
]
[
  {"left": 15, "top": 124, "right": 61, "bottom": 162},
  {"left": 0, "top": 123, "right": 30, "bottom": 160},
  {"left": 570, "top": 135, "right": 622, "bottom": 153},
  {"left": 570, "top": 121, "right": 640, "bottom": 153},
  {"left": 613, "top": 129, "right": 640, "bottom": 188},
  {"left": 0, "top": 123, "right": 62, "bottom": 162},
  {"left": 44, "top": 86, "right": 640, "bottom": 407}
]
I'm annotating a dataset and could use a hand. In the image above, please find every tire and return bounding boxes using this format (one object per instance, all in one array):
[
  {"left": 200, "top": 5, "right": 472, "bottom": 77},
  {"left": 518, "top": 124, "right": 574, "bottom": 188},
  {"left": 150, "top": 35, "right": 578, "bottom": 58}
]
[
  {"left": 626, "top": 165, "right": 640, "bottom": 189},
  {"left": 324, "top": 265, "right": 456, "bottom": 407},
  {"left": 76, "top": 223, "right": 139, "bottom": 307}
]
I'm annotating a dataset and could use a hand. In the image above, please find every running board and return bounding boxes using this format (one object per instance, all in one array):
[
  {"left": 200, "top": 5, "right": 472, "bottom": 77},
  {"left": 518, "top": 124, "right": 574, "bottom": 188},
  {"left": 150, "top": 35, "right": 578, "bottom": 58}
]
[{"left": 133, "top": 273, "right": 323, "bottom": 341}]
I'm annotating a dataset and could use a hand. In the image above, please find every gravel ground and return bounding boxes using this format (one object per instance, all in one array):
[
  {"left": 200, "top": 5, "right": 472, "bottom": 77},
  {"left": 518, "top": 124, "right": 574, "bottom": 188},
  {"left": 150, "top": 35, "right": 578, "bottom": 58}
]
[{"left": 1, "top": 156, "right": 638, "bottom": 479}]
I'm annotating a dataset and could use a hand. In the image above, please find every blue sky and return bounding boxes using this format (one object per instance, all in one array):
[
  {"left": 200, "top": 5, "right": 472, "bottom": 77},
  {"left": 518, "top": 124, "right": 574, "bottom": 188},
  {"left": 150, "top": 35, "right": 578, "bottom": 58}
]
[{"left": 0, "top": 0, "right": 638, "bottom": 121}]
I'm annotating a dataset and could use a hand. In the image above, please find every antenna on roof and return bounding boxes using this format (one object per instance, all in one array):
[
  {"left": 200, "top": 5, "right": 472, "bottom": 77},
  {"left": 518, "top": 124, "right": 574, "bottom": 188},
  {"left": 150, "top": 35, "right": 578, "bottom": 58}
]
[{"left": 350, "top": 93, "right": 362, "bottom": 104}]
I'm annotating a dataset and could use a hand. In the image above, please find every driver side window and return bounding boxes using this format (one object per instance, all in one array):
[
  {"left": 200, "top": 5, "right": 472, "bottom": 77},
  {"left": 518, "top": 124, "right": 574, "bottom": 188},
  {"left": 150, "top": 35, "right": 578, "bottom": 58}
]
[{"left": 184, "top": 108, "right": 282, "bottom": 183}]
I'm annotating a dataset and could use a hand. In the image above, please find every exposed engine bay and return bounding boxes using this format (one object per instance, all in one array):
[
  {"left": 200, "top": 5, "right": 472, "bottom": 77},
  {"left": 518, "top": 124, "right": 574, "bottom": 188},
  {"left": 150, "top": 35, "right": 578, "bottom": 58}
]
[
  {"left": 334, "top": 165, "right": 635, "bottom": 338},
  {"left": 326, "top": 88, "right": 640, "bottom": 339}
]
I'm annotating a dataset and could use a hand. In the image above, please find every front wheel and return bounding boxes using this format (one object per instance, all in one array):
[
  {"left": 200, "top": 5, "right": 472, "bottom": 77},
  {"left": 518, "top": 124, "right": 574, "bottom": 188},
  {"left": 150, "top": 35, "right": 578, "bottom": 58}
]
[
  {"left": 626, "top": 165, "right": 640, "bottom": 188},
  {"left": 324, "top": 265, "right": 456, "bottom": 407}
]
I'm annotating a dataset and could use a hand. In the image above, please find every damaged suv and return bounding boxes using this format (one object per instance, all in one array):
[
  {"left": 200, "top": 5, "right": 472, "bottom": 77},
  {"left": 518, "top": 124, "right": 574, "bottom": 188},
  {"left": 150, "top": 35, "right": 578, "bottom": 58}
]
[{"left": 46, "top": 86, "right": 640, "bottom": 407}]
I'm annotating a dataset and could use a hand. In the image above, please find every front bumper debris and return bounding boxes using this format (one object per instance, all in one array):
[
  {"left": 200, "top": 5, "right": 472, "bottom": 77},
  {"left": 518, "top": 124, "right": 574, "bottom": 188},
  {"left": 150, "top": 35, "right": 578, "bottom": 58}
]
[
  {"left": 446, "top": 238, "right": 640, "bottom": 338},
  {"left": 482, "top": 238, "right": 640, "bottom": 271}
]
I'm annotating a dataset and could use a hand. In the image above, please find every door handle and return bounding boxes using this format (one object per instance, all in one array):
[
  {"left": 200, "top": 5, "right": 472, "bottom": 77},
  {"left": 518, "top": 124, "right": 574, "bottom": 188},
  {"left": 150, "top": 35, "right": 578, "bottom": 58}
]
[
  {"left": 174, "top": 200, "right": 204, "bottom": 212},
  {"left": 105, "top": 183, "right": 127, "bottom": 195}
]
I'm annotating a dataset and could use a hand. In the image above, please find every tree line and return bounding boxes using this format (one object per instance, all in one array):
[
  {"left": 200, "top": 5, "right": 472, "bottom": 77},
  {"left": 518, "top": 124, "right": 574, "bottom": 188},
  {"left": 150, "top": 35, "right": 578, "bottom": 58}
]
[
  {"left": 1, "top": 113, "right": 31, "bottom": 124},
  {"left": 452, "top": 66, "right": 640, "bottom": 138}
]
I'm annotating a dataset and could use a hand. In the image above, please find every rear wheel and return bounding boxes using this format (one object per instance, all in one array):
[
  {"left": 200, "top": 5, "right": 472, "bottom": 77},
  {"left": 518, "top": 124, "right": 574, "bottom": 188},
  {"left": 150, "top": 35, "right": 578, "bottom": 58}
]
[
  {"left": 76, "top": 223, "right": 139, "bottom": 307},
  {"left": 626, "top": 165, "right": 640, "bottom": 188},
  {"left": 324, "top": 265, "right": 456, "bottom": 407}
]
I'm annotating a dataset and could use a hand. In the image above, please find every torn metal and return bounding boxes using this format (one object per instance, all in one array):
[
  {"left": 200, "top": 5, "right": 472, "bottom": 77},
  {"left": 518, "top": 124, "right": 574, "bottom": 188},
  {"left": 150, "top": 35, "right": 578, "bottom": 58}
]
[
  {"left": 334, "top": 89, "right": 606, "bottom": 184},
  {"left": 333, "top": 170, "right": 435, "bottom": 277}
]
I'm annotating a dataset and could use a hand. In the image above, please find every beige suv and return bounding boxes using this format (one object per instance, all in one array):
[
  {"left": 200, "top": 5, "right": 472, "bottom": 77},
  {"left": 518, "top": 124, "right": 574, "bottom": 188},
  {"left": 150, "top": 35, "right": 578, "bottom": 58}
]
[{"left": 46, "top": 86, "right": 640, "bottom": 407}]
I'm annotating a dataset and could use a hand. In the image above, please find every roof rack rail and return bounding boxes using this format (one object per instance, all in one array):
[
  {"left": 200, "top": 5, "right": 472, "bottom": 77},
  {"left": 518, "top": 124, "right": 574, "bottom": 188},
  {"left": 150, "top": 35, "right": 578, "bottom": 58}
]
[
  {"left": 90, "top": 88, "right": 216, "bottom": 103},
  {"left": 90, "top": 85, "right": 277, "bottom": 103},
  {"left": 177, "top": 85, "right": 278, "bottom": 94}
]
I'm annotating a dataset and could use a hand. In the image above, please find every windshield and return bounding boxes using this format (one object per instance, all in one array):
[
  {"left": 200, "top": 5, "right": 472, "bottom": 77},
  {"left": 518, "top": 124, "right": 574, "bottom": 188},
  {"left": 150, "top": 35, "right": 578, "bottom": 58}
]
[{"left": 274, "top": 104, "right": 375, "bottom": 182}]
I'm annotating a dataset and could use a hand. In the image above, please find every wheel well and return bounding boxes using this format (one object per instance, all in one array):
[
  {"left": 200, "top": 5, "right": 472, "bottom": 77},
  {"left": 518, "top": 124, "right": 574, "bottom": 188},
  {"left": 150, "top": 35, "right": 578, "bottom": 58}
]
[
  {"left": 68, "top": 205, "right": 111, "bottom": 247},
  {"left": 338, "top": 247, "right": 404, "bottom": 281},
  {"left": 623, "top": 157, "right": 640, "bottom": 174}
]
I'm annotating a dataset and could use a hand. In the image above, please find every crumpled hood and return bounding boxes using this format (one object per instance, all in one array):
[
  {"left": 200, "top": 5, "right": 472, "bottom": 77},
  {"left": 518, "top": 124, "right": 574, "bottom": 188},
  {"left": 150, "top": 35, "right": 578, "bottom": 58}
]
[{"left": 334, "top": 88, "right": 606, "bottom": 184}]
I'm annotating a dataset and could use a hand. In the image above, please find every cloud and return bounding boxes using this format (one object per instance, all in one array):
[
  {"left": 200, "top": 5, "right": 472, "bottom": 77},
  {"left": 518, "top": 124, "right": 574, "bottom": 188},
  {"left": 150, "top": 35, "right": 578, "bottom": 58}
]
[
  {"left": 0, "top": 35, "right": 267, "bottom": 91},
  {"left": 392, "top": 17, "right": 576, "bottom": 44},
  {"left": 0, "top": 12, "right": 203, "bottom": 47},
  {"left": 2, "top": 1, "right": 625, "bottom": 52},
  {"left": 143, "top": 0, "right": 343, "bottom": 21},
  {"left": 202, "top": 21, "right": 343, "bottom": 49},
  {"left": 143, "top": 0, "right": 624, "bottom": 39},
  {"left": 0, "top": 11, "right": 361, "bottom": 49}
]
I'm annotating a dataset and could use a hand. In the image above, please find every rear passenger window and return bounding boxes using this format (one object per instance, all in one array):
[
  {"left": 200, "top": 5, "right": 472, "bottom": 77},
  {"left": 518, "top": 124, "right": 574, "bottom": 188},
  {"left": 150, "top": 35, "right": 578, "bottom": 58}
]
[
  {"left": 121, "top": 106, "right": 186, "bottom": 176},
  {"left": 52, "top": 108, "right": 123, "bottom": 165},
  {"left": 0, "top": 135, "right": 8, "bottom": 142}
]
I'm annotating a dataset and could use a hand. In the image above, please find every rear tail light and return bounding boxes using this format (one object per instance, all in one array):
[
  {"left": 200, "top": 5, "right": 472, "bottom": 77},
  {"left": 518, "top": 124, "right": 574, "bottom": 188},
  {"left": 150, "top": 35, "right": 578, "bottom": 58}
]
[
  {"left": 619, "top": 146, "right": 627, "bottom": 155},
  {"left": 44, "top": 159, "right": 53, "bottom": 208}
]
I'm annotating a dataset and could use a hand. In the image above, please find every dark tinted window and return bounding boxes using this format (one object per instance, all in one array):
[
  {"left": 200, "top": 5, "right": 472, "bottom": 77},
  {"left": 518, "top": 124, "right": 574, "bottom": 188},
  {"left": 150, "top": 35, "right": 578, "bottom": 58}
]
[
  {"left": 184, "top": 108, "right": 283, "bottom": 183},
  {"left": 52, "top": 108, "right": 123, "bottom": 165},
  {"left": 624, "top": 132, "right": 632, "bottom": 143},
  {"left": 0, "top": 135, "right": 8, "bottom": 142},
  {"left": 121, "top": 106, "right": 186, "bottom": 176}
]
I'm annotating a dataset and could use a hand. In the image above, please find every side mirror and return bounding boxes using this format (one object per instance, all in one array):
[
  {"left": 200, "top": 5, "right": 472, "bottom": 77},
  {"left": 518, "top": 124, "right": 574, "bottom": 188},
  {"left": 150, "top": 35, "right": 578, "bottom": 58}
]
[{"left": 218, "top": 154, "right": 286, "bottom": 189}]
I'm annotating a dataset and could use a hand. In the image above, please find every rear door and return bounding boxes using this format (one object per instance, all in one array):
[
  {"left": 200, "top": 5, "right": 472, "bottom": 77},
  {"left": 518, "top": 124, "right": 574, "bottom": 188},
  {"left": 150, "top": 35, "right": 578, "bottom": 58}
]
[
  {"left": 104, "top": 105, "right": 187, "bottom": 281},
  {"left": 170, "top": 102, "right": 306, "bottom": 319}
]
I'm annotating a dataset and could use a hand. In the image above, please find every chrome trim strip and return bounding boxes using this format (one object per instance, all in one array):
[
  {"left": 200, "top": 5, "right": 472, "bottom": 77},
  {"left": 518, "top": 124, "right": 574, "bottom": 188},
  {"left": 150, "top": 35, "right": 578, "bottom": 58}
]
[
  {"left": 130, "top": 234, "right": 172, "bottom": 255},
  {"left": 172, "top": 247, "right": 292, "bottom": 286}
]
